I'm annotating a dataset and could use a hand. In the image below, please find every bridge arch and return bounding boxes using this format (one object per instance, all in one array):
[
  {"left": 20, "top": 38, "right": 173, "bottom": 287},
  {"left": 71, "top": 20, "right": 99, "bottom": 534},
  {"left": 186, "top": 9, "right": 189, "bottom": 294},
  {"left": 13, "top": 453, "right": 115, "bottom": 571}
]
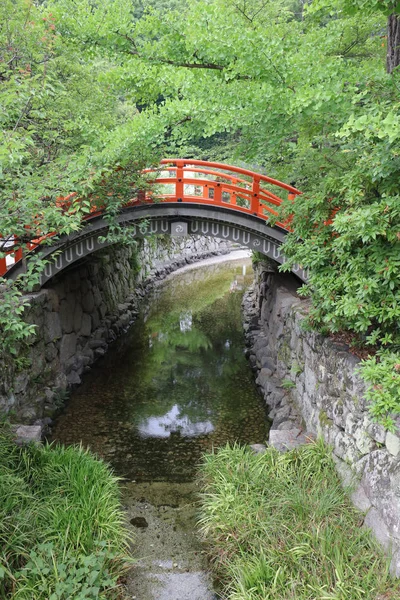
[
  {"left": 5, "top": 205, "right": 308, "bottom": 285},
  {"left": 1, "top": 160, "right": 306, "bottom": 285}
]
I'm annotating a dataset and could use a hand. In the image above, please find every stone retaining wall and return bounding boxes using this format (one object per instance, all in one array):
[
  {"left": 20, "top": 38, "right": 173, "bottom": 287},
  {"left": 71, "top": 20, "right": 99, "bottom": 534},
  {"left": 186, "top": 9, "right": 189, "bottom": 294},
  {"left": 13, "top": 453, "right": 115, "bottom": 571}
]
[
  {"left": 243, "top": 264, "right": 400, "bottom": 575},
  {"left": 0, "top": 236, "right": 232, "bottom": 423}
]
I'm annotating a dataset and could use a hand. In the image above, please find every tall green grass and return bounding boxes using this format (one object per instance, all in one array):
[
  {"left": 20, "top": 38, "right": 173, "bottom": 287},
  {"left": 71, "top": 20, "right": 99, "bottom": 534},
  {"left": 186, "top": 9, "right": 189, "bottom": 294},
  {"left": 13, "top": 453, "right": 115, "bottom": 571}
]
[
  {"left": 198, "top": 440, "right": 400, "bottom": 600},
  {"left": 0, "top": 424, "right": 130, "bottom": 599}
]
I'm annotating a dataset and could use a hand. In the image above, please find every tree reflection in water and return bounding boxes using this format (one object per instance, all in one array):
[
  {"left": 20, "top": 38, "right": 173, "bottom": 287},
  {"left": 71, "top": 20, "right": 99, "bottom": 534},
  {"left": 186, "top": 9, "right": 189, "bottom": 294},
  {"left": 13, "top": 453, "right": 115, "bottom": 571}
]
[{"left": 51, "top": 258, "right": 269, "bottom": 481}]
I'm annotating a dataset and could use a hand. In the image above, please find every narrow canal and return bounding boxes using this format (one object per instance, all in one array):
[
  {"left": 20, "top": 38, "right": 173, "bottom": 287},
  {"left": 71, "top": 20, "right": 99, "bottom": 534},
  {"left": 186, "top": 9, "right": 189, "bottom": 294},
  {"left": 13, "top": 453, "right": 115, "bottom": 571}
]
[{"left": 50, "top": 252, "right": 270, "bottom": 600}]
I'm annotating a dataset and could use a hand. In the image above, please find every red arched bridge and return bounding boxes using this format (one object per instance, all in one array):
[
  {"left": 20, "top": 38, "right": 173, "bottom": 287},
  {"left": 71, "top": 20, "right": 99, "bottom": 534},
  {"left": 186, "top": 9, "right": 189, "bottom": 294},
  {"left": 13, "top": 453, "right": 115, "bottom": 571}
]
[{"left": 0, "top": 159, "right": 307, "bottom": 285}]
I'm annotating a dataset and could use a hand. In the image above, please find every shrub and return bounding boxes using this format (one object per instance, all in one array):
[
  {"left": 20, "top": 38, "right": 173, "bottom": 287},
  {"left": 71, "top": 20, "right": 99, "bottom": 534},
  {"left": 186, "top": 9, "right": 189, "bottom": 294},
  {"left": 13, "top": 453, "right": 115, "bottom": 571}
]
[{"left": 0, "top": 424, "right": 130, "bottom": 599}]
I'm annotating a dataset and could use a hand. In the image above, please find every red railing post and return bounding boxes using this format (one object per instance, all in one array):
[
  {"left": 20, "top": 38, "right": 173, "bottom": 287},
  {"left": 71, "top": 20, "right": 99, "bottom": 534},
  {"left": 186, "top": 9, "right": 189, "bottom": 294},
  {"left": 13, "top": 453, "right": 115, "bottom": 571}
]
[
  {"left": 231, "top": 178, "right": 237, "bottom": 206},
  {"left": 14, "top": 247, "right": 23, "bottom": 263},
  {"left": 0, "top": 257, "right": 6, "bottom": 276},
  {"left": 137, "top": 190, "right": 146, "bottom": 203},
  {"left": 214, "top": 183, "right": 222, "bottom": 204},
  {"left": 176, "top": 160, "right": 184, "bottom": 201},
  {"left": 251, "top": 177, "right": 260, "bottom": 215}
]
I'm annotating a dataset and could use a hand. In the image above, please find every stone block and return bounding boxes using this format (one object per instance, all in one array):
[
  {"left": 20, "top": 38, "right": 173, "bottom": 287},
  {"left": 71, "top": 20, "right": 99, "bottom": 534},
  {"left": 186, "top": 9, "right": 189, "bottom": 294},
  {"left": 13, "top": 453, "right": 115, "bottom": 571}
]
[
  {"left": 364, "top": 508, "right": 391, "bottom": 550},
  {"left": 59, "top": 333, "right": 77, "bottom": 365},
  {"left": 332, "top": 455, "right": 355, "bottom": 488},
  {"left": 44, "top": 312, "right": 62, "bottom": 343},
  {"left": 44, "top": 288, "right": 60, "bottom": 311},
  {"left": 88, "top": 339, "right": 107, "bottom": 349},
  {"left": 256, "top": 368, "right": 273, "bottom": 388},
  {"left": 45, "top": 342, "right": 58, "bottom": 362},
  {"left": 343, "top": 441, "right": 362, "bottom": 465},
  {"left": 260, "top": 356, "right": 275, "bottom": 371},
  {"left": 269, "top": 429, "right": 311, "bottom": 452},
  {"left": 303, "top": 364, "right": 317, "bottom": 396},
  {"left": 366, "top": 421, "right": 386, "bottom": 445},
  {"left": 277, "top": 419, "right": 300, "bottom": 431},
  {"left": 333, "top": 431, "right": 347, "bottom": 459},
  {"left": 94, "top": 347, "right": 107, "bottom": 358},
  {"left": 18, "top": 406, "right": 39, "bottom": 422},
  {"left": 82, "top": 290, "right": 95, "bottom": 313},
  {"left": 351, "top": 485, "right": 372, "bottom": 512},
  {"left": 82, "top": 346, "right": 94, "bottom": 361},
  {"left": 64, "top": 357, "right": 77, "bottom": 374},
  {"left": 332, "top": 403, "right": 349, "bottom": 428},
  {"left": 390, "top": 547, "right": 400, "bottom": 578},
  {"left": 345, "top": 412, "right": 359, "bottom": 436},
  {"left": 250, "top": 444, "right": 266, "bottom": 454},
  {"left": 67, "top": 370, "right": 81, "bottom": 386},
  {"left": 360, "top": 450, "right": 392, "bottom": 503},
  {"left": 80, "top": 313, "right": 92, "bottom": 337},
  {"left": 93, "top": 327, "right": 107, "bottom": 340},
  {"left": 30, "top": 346, "right": 46, "bottom": 377},
  {"left": 386, "top": 432, "right": 400, "bottom": 457},
  {"left": 59, "top": 299, "right": 74, "bottom": 334},
  {"left": 13, "top": 425, "right": 42, "bottom": 445},
  {"left": 91, "top": 310, "right": 101, "bottom": 330},
  {"left": 354, "top": 428, "right": 375, "bottom": 455},
  {"left": 271, "top": 404, "right": 292, "bottom": 427},
  {"left": 14, "top": 373, "right": 29, "bottom": 394},
  {"left": 73, "top": 302, "right": 83, "bottom": 333}
]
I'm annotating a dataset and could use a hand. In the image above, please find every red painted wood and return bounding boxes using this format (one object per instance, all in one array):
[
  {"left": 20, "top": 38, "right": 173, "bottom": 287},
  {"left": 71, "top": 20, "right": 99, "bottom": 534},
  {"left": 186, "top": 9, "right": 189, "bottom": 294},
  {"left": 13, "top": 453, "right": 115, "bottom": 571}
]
[{"left": 0, "top": 159, "right": 301, "bottom": 277}]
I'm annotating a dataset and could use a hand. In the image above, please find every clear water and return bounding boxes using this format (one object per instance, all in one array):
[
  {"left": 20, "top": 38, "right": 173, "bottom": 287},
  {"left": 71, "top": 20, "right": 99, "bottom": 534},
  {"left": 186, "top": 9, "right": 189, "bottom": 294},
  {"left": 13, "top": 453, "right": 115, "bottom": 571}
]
[{"left": 50, "top": 254, "right": 269, "bottom": 599}]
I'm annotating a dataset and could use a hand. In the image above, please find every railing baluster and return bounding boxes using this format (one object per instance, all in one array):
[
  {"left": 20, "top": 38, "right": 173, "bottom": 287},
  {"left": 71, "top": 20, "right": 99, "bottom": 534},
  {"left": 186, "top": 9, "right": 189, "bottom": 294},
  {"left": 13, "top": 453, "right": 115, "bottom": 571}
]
[
  {"left": 214, "top": 183, "right": 222, "bottom": 204},
  {"left": 176, "top": 160, "right": 184, "bottom": 201},
  {"left": 251, "top": 177, "right": 260, "bottom": 216},
  {"left": 14, "top": 247, "right": 23, "bottom": 263}
]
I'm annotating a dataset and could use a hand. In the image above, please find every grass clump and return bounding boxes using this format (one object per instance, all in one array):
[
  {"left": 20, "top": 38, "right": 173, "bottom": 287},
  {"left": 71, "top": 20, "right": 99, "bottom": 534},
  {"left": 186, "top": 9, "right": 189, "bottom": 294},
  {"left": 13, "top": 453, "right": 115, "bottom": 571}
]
[
  {"left": 198, "top": 440, "right": 400, "bottom": 600},
  {"left": 0, "top": 423, "right": 130, "bottom": 599}
]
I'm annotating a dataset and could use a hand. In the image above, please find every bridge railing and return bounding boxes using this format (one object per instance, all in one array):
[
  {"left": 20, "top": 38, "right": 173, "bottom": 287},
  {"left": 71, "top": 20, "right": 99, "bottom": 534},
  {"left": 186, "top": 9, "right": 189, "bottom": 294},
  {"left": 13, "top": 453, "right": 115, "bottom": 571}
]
[
  {"left": 146, "top": 160, "right": 300, "bottom": 224},
  {"left": 0, "top": 159, "right": 301, "bottom": 278}
]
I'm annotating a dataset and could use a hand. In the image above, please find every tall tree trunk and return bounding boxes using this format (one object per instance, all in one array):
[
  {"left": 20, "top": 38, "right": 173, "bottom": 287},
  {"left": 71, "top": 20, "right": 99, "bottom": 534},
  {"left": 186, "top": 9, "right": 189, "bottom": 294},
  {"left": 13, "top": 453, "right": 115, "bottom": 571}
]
[{"left": 387, "top": 13, "right": 400, "bottom": 73}]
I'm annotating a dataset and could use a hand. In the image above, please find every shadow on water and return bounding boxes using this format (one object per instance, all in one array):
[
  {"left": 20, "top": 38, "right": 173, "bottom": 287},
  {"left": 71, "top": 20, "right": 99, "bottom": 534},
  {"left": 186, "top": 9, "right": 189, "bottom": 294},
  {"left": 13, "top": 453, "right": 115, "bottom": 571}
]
[{"left": 50, "top": 254, "right": 270, "bottom": 600}]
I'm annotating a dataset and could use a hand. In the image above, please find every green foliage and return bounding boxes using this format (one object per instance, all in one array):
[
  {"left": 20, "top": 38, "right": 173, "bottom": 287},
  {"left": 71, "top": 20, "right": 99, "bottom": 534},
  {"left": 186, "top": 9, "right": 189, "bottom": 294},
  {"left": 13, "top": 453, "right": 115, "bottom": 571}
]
[
  {"left": 281, "top": 378, "right": 296, "bottom": 389},
  {"left": 291, "top": 361, "right": 304, "bottom": 376},
  {"left": 13, "top": 542, "right": 119, "bottom": 600},
  {"left": 360, "top": 352, "right": 400, "bottom": 430},
  {"left": 0, "top": 425, "right": 130, "bottom": 599},
  {"left": 0, "top": 283, "right": 36, "bottom": 356},
  {"left": 308, "top": 0, "right": 400, "bottom": 17},
  {"left": 251, "top": 251, "right": 265, "bottom": 266},
  {"left": 0, "top": 0, "right": 162, "bottom": 357},
  {"left": 198, "top": 441, "right": 400, "bottom": 600}
]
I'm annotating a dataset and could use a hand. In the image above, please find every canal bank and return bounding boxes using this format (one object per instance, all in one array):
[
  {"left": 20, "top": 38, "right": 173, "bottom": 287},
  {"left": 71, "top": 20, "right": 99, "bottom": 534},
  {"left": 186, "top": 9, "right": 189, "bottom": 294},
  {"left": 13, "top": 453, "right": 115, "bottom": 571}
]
[{"left": 244, "top": 261, "right": 400, "bottom": 576}]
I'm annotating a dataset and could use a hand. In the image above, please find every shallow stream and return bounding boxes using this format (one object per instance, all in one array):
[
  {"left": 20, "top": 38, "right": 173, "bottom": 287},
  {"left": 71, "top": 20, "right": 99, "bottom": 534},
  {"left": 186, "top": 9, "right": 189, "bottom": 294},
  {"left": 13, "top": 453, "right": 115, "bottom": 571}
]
[{"left": 50, "top": 252, "right": 270, "bottom": 599}]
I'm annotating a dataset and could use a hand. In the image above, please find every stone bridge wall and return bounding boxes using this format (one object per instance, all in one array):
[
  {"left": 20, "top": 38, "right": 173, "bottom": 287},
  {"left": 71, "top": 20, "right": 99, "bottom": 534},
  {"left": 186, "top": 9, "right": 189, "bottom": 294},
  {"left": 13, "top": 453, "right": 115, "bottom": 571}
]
[
  {"left": 244, "top": 263, "right": 400, "bottom": 575},
  {"left": 0, "top": 235, "right": 232, "bottom": 422}
]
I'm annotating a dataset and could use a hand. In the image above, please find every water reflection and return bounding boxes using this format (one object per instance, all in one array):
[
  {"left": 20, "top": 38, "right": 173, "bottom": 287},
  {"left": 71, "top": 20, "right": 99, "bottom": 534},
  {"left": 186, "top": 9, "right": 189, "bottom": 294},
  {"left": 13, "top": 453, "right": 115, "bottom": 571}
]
[
  {"left": 137, "top": 404, "right": 214, "bottom": 438},
  {"left": 51, "top": 257, "right": 269, "bottom": 482}
]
